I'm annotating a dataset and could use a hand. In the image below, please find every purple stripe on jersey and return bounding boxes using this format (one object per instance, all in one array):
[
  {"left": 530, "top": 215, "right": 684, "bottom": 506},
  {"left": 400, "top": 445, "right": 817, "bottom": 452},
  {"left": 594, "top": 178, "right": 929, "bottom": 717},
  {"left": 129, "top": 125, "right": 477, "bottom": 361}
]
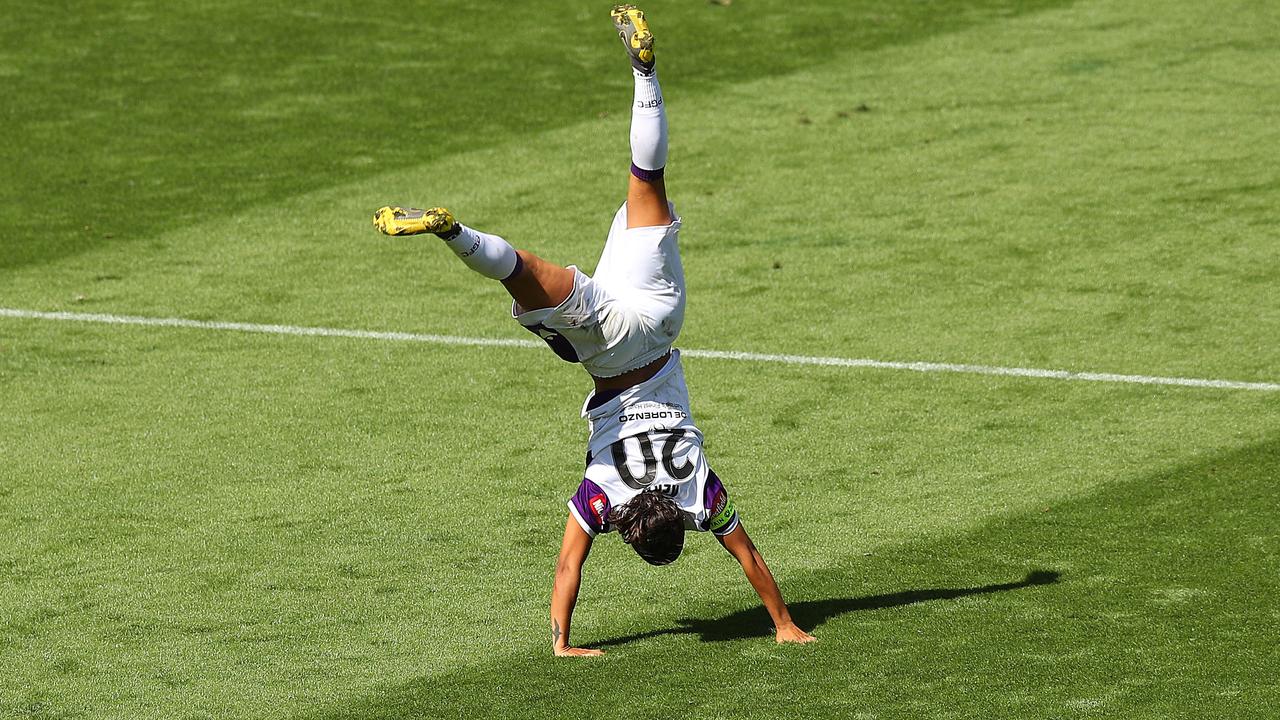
[
  {"left": 570, "top": 477, "right": 611, "bottom": 535},
  {"left": 704, "top": 469, "right": 726, "bottom": 508},
  {"left": 630, "top": 163, "right": 665, "bottom": 182},
  {"left": 704, "top": 469, "right": 739, "bottom": 535}
]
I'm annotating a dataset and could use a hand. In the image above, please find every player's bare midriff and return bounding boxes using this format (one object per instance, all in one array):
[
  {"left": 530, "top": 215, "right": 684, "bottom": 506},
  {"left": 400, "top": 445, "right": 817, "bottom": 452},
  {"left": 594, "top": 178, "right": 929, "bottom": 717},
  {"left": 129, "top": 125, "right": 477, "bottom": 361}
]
[{"left": 591, "top": 350, "right": 671, "bottom": 392}]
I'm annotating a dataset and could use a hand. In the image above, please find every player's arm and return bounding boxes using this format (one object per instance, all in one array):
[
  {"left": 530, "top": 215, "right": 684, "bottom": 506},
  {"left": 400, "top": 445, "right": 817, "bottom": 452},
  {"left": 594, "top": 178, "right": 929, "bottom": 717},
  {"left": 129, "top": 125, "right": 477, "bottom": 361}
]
[
  {"left": 716, "top": 524, "right": 816, "bottom": 644},
  {"left": 550, "top": 515, "right": 604, "bottom": 657}
]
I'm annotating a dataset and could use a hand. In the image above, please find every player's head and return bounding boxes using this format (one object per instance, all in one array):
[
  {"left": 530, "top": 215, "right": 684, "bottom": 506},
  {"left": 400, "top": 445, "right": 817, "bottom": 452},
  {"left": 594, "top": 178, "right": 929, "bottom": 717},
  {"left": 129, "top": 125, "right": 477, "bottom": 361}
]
[{"left": 610, "top": 491, "right": 685, "bottom": 566}]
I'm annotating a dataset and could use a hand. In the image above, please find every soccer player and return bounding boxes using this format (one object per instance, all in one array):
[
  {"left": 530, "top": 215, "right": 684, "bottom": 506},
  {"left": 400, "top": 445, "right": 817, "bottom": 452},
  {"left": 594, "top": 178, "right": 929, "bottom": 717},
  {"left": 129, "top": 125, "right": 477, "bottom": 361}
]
[{"left": 373, "top": 5, "right": 814, "bottom": 657}]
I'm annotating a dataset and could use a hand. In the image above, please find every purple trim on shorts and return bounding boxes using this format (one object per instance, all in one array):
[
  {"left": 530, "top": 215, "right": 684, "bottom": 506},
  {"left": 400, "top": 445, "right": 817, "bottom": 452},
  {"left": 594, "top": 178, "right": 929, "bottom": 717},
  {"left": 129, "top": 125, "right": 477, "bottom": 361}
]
[
  {"left": 630, "top": 163, "right": 665, "bottom": 182},
  {"left": 586, "top": 388, "right": 624, "bottom": 412},
  {"left": 502, "top": 252, "right": 525, "bottom": 282}
]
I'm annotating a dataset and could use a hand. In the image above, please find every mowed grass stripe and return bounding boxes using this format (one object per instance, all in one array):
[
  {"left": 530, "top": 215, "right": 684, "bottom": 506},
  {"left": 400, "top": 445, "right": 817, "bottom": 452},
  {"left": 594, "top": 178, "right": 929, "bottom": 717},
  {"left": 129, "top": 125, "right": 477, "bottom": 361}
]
[
  {"left": 3, "top": 307, "right": 1277, "bottom": 392},
  {"left": 0, "top": 0, "right": 1074, "bottom": 271}
]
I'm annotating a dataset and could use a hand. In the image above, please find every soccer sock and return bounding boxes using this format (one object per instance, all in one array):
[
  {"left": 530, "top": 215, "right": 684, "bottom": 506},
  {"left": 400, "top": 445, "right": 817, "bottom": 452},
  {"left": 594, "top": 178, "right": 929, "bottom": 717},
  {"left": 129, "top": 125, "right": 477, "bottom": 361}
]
[
  {"left": 438, "top": 224, "right": 521, "bottom": 281},
  {"left": 630, "top": 69, "right": 668, "bottom": 180}
]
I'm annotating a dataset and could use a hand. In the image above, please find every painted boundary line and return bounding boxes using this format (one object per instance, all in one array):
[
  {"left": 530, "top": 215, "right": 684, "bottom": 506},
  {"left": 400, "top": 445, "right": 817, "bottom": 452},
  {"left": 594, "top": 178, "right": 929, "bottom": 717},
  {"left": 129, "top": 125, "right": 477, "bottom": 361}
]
[{"left": 2, "top": 307, "right": 1276, "bottom": 392}]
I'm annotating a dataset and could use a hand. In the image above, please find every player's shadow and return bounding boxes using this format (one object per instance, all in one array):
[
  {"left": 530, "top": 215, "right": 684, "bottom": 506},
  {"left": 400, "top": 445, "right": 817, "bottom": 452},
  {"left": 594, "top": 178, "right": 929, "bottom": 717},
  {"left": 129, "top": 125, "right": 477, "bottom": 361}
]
[{"left": 594, "top": 569, "right": 1061, "bottom": 647}]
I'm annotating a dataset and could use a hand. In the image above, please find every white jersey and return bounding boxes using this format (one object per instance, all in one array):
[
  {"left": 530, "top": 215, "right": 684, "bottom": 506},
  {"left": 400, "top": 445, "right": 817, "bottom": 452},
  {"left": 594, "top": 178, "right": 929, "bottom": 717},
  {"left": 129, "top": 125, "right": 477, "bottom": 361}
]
[
  {"left": 567, "top": 351, "right": 739, "bottom": 539},
  {"left": 569, "top": 434, "right": 738, "bottom": 539},
  {"left": 580, "top": 350, "right": 698, "bottom": 460}
]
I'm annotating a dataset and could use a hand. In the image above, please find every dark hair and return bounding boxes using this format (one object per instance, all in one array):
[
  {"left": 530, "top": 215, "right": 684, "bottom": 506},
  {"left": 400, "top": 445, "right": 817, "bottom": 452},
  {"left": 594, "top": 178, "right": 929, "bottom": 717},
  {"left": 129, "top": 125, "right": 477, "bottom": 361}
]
[{"left": 610, "top": 491, "right": 685, "bottom": 566}]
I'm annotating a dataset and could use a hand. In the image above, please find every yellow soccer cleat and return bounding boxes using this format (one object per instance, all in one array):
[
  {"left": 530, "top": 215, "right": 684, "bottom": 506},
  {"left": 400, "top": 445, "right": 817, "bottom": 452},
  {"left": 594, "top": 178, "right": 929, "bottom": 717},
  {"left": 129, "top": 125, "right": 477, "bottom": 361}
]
[
  {"left": 372, "top": 206, "right": 457, "bottom": 237},
  {"left": 611, "top": 5, "right": 655, "bottom": 75}
]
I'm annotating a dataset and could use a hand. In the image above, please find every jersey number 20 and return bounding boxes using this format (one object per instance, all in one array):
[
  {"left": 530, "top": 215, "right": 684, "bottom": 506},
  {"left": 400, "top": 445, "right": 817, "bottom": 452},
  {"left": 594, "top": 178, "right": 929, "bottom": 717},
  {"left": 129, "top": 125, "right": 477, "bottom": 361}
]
[{"left": 609, "top": 429, "right": 694, "bottom": 490}]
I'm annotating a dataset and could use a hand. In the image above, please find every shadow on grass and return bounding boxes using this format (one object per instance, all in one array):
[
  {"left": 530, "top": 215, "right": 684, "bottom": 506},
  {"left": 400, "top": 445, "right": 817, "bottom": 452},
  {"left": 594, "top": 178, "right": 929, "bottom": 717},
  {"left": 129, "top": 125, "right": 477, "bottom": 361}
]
[
  {"left": 307, "top": 435, "right": 1280, "bottom": 719},
  {"left": 594, "top": 569, "right": 1061, "bottom": 647}
]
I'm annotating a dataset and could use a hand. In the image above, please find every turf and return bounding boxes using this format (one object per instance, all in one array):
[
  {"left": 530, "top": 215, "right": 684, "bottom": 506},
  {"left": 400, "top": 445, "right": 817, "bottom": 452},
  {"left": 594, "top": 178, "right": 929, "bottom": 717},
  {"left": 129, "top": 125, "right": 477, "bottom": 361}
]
[{"left": 1, "top": 0, "right": 1278, "bottom": 718}]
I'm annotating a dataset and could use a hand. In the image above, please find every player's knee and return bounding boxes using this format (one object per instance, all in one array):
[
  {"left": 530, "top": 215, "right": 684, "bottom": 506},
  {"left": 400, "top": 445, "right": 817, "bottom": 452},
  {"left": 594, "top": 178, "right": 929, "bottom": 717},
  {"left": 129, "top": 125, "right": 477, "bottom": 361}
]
[{"left": 513, "top": 249, "right": 539, "bottom": 277}]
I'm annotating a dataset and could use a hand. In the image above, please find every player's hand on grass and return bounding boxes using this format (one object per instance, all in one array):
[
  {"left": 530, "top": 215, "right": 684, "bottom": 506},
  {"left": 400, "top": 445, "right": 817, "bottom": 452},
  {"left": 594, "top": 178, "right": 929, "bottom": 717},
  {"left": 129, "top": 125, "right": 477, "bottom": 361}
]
[
  {"left": 554, "top": 645, "right": 604, "bottom": 657},
  {"left": 775, "top": 623, "right": 816, "bottom": 644}
]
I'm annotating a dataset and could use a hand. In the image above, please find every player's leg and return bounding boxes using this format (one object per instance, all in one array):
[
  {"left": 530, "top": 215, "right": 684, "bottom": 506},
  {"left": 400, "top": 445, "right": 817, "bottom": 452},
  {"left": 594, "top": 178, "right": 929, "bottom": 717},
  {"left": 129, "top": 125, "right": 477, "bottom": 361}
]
[
  {"left": 505, "top": 249, "right": 575, "bottom": 310},
  {"left": 612, "top": 5, "right": 672, "bottom": 229},
  {"left": 372, "top": 206, "right": 573, "bottom": 310}
]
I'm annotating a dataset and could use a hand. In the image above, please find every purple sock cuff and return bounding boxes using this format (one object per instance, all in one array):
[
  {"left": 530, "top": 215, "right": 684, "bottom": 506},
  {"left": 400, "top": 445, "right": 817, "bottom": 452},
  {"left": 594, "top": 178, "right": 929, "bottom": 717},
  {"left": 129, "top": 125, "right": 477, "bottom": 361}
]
[
  {"left": 630, "top": 163, "right": 665, "bottom": 182},
  {"left": 502, "top": 252, "right": 525, "bottom": 282}
]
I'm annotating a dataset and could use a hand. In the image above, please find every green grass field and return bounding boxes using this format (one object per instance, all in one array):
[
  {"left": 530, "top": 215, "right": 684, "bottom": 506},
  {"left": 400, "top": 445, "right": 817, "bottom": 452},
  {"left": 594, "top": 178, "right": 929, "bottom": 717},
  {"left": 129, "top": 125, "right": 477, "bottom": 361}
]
[{"left": 2, "top": 0, "right": 1278, "bottom": 717}]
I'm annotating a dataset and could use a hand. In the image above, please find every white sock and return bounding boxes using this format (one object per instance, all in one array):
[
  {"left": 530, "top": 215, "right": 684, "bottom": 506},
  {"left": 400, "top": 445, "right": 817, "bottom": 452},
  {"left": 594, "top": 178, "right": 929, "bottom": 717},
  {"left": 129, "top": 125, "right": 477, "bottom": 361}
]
[
  {"left": 630, "top": 69, "right": 668, "bottom": 177},
  {"left": 441, "top": 225, "right": 520, "bottom": 281}
]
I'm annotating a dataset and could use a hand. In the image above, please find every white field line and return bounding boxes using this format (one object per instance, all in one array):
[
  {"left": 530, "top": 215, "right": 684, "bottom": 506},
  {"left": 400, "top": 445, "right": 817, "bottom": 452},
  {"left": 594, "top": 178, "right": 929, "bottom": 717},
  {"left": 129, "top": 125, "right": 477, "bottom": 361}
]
[{"left": 2, "top": 307, "right": 1277, "bottom": 392}]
